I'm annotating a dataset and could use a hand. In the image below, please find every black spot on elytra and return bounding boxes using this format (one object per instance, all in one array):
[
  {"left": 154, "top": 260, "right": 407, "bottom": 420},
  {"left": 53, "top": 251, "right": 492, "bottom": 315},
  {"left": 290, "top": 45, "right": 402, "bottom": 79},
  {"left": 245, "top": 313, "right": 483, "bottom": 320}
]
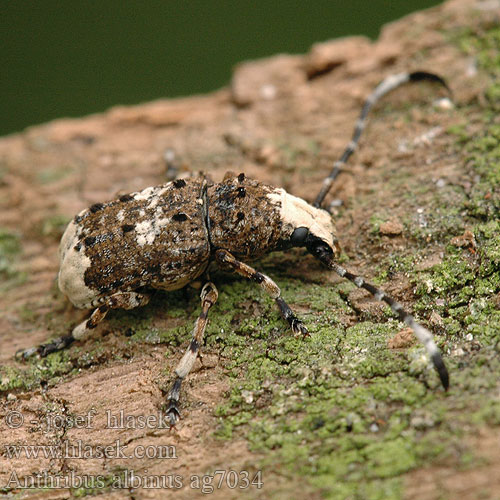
[
  {"left": 110, "top": 278, "right": 124, "bottom": 289},
  {"left": 237, "top": 173, "right": 245, "bottom": 182},
  {"left": 148, "top": 264, "right": 161, "bottom": 275},
  {"left": 90, "top": 202, "right": 105, "bottom": 213},
  {"left": 173, "top": 179, "right": 186, "bottom": 188},
  {"left": 74, "top": 214, "right": 83, "bottom": 224},
  {"left": 236, "top": 187, "right": 246, "bottom": 198},
  {"left": 121, "top": 224, "right": 135, "bottom": 233},
  {"left": 237, "top": 211, "right": 245, "bottom": 221},
  {"left": 84, "top": 236, "right": 96, "bottom": 247},
  {"left": 172, "top": 213, "right": 188, "bottom": 222},
  {"left": 119, "top": 193, "right": 134, "bottom": 202},
  {"left": 74, "top": 243, "right": 82, "bottom": 251}
]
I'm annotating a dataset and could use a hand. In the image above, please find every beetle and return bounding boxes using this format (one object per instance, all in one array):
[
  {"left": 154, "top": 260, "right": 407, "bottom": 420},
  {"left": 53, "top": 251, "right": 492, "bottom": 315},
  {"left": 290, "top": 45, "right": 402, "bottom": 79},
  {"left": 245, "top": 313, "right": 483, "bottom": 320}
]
[{"left": 18, "top": 71, "right": 450, "bottom": 425}]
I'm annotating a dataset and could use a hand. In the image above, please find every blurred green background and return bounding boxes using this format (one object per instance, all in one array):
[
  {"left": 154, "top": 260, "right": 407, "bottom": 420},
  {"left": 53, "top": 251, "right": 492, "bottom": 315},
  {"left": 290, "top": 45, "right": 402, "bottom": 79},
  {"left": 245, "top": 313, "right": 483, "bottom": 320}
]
[{"left": 1, "top": 0, "right": 442, "bottom": 136}]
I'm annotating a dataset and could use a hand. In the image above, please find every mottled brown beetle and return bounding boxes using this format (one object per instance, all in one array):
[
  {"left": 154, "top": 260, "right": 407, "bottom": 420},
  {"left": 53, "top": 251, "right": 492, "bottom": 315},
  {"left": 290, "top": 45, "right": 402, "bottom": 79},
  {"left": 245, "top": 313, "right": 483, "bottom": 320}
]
[{"left": 18, "top": 71, "right": 451, "bottom": 425}]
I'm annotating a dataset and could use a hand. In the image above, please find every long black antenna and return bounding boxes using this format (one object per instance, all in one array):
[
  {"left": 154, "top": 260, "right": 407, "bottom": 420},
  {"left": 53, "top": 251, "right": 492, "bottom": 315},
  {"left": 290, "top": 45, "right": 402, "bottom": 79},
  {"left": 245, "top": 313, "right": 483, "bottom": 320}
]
[{"left": 313, "top": 71, "right": 451, "bottom": 209}]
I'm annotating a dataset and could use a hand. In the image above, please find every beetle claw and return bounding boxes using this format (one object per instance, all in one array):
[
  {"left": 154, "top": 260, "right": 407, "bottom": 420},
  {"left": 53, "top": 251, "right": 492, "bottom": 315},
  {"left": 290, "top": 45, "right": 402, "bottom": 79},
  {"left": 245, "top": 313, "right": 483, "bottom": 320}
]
[
  {"left": 166, "top": 402, "right": 181, "bottom": 427},
  {"left": 292, "top": 319, "right": 309, "bottom": 338}
]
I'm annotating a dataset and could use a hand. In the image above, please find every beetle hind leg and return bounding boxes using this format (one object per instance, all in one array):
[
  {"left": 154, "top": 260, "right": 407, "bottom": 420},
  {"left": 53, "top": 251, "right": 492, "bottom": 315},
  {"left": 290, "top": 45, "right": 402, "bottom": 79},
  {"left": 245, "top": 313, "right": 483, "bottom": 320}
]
[
  {"left": 16, "top": 291, "right": 150, "bottom": 360},
  {"left": 165, "top": 282, "right": 218, "bottom": 426}
]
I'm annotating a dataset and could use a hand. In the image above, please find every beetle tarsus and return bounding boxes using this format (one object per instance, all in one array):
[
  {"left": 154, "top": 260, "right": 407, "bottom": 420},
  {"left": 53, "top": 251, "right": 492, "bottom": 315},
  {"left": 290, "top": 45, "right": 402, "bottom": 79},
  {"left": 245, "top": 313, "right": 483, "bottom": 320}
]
[
  {"left": 38, "top": 334, "right": 75, "bottom": 357},
  {"left": 292, "top": 319, "right": 309, "bottom": 337},
  {"left": 166, "top": 402, "right": 181, "bottom": 427},
  {"left": 16, "top": 334, "right": 75, "bottom": 361}
]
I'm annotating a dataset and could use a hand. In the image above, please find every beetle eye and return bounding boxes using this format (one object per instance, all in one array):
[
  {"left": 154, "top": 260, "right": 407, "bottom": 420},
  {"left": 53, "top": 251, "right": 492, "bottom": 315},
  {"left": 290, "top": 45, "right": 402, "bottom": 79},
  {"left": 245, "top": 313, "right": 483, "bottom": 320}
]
[{"left": 290, "top": 227, "right": 309, "bottom": 246}]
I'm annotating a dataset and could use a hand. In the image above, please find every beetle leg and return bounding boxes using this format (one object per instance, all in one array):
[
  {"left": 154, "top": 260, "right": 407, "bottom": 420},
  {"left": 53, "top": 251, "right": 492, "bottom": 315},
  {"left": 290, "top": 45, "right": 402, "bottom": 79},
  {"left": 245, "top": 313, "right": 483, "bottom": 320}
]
[
  {"left": 166, "top": 281, "right": 218, "bottom": 426},
  {"left": 215, "top": 249, "right": 309, "bottom": 336},
  {"left": 16, "top": 291, "right": 150, "bottom": 360}
]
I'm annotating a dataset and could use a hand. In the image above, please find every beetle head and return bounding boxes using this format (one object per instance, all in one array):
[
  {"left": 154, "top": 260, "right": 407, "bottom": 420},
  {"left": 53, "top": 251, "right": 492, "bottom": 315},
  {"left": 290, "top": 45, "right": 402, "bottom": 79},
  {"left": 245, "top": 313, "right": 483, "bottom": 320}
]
[{"left": 267, "top": 189, "right": 341, "bottom": 259}]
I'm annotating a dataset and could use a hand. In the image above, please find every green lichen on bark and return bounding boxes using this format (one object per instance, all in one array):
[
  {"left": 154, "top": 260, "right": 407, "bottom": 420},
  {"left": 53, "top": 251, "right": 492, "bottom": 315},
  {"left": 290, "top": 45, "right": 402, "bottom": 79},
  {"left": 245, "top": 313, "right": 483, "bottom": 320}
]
[{"left": 2, "top": 21, "right": 498, "bottom": 500}]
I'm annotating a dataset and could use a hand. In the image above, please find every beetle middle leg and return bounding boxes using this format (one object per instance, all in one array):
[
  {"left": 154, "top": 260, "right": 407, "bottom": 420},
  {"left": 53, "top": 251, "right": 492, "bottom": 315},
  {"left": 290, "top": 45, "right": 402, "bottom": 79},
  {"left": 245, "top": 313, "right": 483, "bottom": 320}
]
[
  {"left": 165, "top": 281, "right": 218, "bottom": 426},
  {"left": 215, "top": 249, "right": 308, "bottom": 336},
  {"left": 17, "top": 291, "right": 150, "bottom": 360}
]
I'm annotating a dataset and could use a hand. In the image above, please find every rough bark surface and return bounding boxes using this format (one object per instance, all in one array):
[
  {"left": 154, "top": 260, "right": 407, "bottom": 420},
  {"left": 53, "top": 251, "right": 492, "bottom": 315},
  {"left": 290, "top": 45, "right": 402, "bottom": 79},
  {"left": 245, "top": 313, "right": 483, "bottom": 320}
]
[{"left": 1, "top": 1, "right": 499, "bottom": 499}]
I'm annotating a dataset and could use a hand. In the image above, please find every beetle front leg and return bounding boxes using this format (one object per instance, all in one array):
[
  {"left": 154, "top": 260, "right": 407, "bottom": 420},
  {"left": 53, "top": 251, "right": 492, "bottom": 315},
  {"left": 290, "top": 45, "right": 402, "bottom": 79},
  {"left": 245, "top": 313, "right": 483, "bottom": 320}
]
[
  {"left": 16, "top": 291, "right": 150, "bottom": 360},
  {"left": 215, "top": 249, "right": 308, "bottom": 336},
  {"left": 166, "top": 281, "right": 218, "bottom": 426}
]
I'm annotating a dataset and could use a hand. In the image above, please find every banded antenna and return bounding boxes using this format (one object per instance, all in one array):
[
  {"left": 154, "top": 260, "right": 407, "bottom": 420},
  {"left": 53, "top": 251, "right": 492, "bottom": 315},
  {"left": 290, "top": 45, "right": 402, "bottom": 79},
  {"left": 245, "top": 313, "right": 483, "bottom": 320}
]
[{"left": 313, "top": 71, "right": 451, "bottom": 209}]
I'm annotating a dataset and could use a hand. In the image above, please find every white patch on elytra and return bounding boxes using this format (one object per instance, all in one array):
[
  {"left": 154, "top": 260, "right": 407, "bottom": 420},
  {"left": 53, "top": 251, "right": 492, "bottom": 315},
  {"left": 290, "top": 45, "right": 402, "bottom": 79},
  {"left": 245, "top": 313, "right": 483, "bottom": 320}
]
[
  {"left": 156, "top": 218, "right": 169, "bottom": 227},
  {"left": 135, "top": 220, "right": 155, "bottom": 246},
  {"left": 146, "top": 187, "right": 167, "bottom": 210},
  {"left": 133, "top": 185, "right": 169, "bottom": 205},
  {"left": 116, "top": 209, "right": 125, "bottom": 222},
  {"left": 267, "top": 188, "right": 335, "bottom": 245},
  {"left": 147, "top": 197, "right": 160, "bottom": 210},
  {"left": 133, "top": 186, "right": 156, "bottom": 201}
]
